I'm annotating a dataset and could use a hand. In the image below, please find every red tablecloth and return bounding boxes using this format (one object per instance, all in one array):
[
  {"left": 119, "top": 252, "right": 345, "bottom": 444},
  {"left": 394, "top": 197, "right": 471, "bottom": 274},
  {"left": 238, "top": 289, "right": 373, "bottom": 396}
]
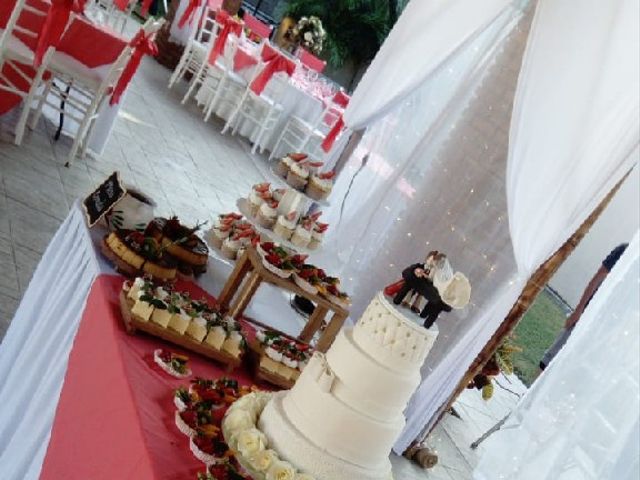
[
  {"left": 0, "top": 10, "right": 126, "bottom": 115},
  {"left": 40, "top": 274, "right": 257, "bottom": 480}
]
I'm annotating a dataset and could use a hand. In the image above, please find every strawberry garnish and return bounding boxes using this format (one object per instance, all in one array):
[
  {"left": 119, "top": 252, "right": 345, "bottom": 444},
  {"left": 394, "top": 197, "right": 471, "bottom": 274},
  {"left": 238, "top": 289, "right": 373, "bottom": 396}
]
[
  {"left": 261, "top": 242, "right": 275, "bottom": 252},
  {"left": 307, "top": 161, "right": 324, "bottom": 168},
  {"left": 289, "top": 153, "right": 307, "bottom": 161},
  {"left": 315, "top": 222, "right": 329, "bottom": 233},
  {"left": 180, "top": 410, "right": 198, "bottom": 428},
  {"left": 318, "top": 171, "right": 336, "bottom": 180},
  {"left": 310, "top": 211, "right": 323, "bottom": 221}
]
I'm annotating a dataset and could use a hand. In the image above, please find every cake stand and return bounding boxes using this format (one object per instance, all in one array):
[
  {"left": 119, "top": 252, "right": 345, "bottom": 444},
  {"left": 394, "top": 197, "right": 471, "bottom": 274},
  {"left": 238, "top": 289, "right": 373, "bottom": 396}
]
[
  {"left": 268, "top": 164, "right": 331, "bottom": 208},
  {"left": 236, "top": 199, "right": 316, "bottom": 255}
]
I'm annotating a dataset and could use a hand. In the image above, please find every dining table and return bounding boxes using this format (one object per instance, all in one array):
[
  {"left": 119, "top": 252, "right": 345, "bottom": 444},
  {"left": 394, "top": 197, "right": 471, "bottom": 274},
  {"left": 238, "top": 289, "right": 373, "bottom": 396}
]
[{"left": 0, "top": 1, "right": 131, "bottom": 156}]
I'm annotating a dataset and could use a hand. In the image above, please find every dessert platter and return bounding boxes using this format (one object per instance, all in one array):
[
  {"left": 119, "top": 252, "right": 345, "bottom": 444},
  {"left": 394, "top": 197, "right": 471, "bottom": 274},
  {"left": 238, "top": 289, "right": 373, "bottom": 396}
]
[
  {"left": 206, "top": 212, "right": 260, "bottom": 263},
  {"left": 256, "top": 242, "right": 350, "bottom": 308},
  {"left": 102, "top": 216, "right": 210, "bottom": 280},
  {"left": 120, "top": 277, "right": 246, "bottom": 371},
  {"left": 236, "top": 182, "right": 329, "bottom": 254},
  {"left": 221, "top": 292, "right": 440, "bottom": 480},
  {"left": 269, "top": 153, "right": 335, "bottom": 206},
  {"left": 173, "top": 376, "right": 257, "bottom": 478},
  {"left": 250, "top": 329, "right": 313, "bottom": 389}
]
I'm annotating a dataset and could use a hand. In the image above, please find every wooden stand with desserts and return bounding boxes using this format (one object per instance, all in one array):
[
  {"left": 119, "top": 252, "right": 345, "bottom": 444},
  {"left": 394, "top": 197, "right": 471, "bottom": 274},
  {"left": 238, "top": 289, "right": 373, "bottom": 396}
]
[
  {"left": 119, "top": 291, "right": 242, "bottom": 372},
  {"left": 217, "top": 246, "right": 349, "bottom": 353}
]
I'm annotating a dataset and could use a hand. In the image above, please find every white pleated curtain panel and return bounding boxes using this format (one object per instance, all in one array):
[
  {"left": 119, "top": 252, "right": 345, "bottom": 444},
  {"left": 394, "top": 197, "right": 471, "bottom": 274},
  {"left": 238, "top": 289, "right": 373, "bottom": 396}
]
[
  {"left": 474, "top": 231, "right": 640, "bottom": 480},
  {"left": 317, "top": 0, "right": 639, "bottom": 452}
]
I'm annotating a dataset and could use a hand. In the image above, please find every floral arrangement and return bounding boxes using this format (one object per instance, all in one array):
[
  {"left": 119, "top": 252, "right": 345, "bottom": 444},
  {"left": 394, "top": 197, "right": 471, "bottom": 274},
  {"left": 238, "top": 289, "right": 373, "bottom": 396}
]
[
  {"left": 222, "top": 392, "right": 316, "bottom": 479},
  {"left": 467, "top": 337, "right": 522, "bottom": 400},
  {"left": 289, "top": 16, "right": 326, "bottom": 55}
]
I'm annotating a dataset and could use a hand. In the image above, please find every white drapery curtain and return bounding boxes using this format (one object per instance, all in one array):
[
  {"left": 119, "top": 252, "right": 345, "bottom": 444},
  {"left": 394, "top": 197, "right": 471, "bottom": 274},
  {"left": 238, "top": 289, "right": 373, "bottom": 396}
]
[
  {"left": 316, "top": 0, "right": 639, "bottom": 452},
  {"left": 474, "top": 232, "right": 640, "bottom": 480},
  {"left": 507, "top": 0, "right": 640, "bottom": 274},
  {"left": 398, "top": 0, "right": 639, "bottom": 450},
  {"left": 342, "top": 0, "right": 511, "bottom": 129}
]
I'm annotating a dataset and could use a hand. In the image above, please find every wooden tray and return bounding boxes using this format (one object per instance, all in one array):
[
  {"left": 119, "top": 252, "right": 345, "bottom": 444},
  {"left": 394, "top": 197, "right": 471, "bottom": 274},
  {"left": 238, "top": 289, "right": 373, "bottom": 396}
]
[
  {"left": 119, "top": 291, "right": 242, "bottom": 372},
  {"left": 246, "top": 331, "right": 310, "bottom": 390}
]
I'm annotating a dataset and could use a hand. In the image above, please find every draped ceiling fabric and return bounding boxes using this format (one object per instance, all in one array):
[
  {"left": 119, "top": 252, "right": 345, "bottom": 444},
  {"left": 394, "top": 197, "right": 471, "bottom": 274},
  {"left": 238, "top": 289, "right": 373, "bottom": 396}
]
[
  {"left": 474, "top": 232, "right": 640, "bottom": 480},
  {"left": 343, "top": 0, "right": 512, "bottom": 129},
  {"left": 317, "top": 0, "right": 639, "bottom": 452}
]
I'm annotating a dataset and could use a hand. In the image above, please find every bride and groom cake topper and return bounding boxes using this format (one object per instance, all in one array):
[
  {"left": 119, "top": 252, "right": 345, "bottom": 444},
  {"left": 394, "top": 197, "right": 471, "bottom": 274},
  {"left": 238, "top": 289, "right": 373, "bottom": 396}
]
[{"left": 386, "top": 250, "right": 471, "bottom": 328}]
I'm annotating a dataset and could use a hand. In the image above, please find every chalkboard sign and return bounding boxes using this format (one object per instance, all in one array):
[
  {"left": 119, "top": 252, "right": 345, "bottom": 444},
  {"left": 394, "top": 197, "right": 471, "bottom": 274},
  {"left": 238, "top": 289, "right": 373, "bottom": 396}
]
[{"left": 83, "top": 171, "right": 127, "bottom": 227}]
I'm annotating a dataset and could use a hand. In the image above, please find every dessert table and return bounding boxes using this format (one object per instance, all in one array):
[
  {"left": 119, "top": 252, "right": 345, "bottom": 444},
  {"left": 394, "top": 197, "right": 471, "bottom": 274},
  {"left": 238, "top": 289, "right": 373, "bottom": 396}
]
[
  {"left": 217, "top": 245, "right": 349, "bottom": 353},
  {"left": 0, "top": 202, "right": 308, "bottom": 479}
]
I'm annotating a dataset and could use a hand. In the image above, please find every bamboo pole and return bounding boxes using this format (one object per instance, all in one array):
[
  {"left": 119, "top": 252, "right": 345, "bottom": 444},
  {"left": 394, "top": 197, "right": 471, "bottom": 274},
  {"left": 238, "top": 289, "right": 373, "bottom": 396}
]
[{"left": 409, "top": 172, "right": 631, "bottom": 450}]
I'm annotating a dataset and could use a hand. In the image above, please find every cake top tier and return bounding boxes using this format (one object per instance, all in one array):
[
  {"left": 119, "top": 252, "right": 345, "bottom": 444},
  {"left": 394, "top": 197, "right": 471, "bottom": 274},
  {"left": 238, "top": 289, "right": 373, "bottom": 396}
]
[{"left": 353, "top": 292, "right": 438, "bottom": 372}]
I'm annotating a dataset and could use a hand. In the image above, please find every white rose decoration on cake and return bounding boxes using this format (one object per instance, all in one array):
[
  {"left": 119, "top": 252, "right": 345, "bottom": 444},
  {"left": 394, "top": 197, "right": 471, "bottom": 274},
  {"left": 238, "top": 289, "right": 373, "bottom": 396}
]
[
  {"left": 267, "top": 461, "right": 296, "bottom": 480},
  {"left": 235, "top": 428, "right": 267, "bottom": 456},
  {"left": 248, "top": 449, "right": 279, "bottom": 472},
  {"left": 224, "top": 409, "right": 254, "bottom": 432}
]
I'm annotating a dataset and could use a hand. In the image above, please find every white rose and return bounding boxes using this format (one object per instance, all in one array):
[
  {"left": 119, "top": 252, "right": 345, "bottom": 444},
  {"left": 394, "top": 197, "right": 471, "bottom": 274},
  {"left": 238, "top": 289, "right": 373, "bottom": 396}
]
[
  {"left": 224, "top": 409, "right": 254, "bottom": 433},
  {"left": 304, "top": 32, "right": 313, "bottom": 42},
  {"left": 248, "top": 449, "right": 279, "bottom": 472},
  {"left": 295, "top": 474, "right": 316, "bottom": 480},
  {"left": 235, "top": 428, "right": 267, "bottom": 456},
  {"left": 266, "top": 461, "right": 296, "bottom": 480}
]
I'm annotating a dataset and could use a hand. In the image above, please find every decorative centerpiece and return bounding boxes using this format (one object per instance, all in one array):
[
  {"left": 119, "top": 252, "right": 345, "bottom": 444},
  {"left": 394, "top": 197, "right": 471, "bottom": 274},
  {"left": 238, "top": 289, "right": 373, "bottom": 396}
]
[
  {"left": 286, "top": 16, "right": 326, "bottom": 55},
  {"left": 105, "top": 188, "right": 156, "bottom": 232},
  {"left": 385, "top": 251, "right": 471, "bottom": 328}
]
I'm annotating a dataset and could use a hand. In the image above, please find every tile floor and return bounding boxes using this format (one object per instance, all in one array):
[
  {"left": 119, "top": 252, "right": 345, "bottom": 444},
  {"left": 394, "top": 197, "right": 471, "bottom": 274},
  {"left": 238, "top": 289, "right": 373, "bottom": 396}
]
[{"left": 0, "top": 55, "right": 525, "bottom": 479}]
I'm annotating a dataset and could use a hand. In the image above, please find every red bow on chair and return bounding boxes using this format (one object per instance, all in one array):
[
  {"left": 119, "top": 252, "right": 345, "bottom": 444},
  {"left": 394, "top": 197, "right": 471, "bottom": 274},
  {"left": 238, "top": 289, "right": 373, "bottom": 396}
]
[
  {"left": 321, "top": 116, "right": 345, "bottom": 152},
  {"left": 33, "top": 0, "right": 84, "bottom": 67},
  {"left": 178, "top": 0, "right": 202, "bottom": 29},
  {"left": 250, "top": 47, "right": 296, "bottom": 95},
  {"left": 110, "top": 29, "right": 158, "bottom": 106},
  {"left": 208, "top": 10, "right": 242, "bottom": 64}
]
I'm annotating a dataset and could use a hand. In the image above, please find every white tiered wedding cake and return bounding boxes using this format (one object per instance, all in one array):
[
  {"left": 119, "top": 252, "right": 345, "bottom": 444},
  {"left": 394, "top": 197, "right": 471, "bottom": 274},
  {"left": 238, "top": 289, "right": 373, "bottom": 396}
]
[{"left": 258, "top": 292, "right": 438, "bottom": 480}]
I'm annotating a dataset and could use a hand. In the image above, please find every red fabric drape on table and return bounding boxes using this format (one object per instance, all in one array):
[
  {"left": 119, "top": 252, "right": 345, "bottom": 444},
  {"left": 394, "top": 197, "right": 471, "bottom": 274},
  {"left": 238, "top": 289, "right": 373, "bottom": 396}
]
[
  {"left": 243, "top": 12, "right": 272, "bottom": 40},
  {"left": 299, "top": 48, "right": 326, "bottom": 73},
  {"left": 33, "top": 0, "right": 84, "bottom": 67},
  {"left": 39, "top": 275, "right": 260, "bottom": 479},
  {"left": 207, "top": 10, "right": 242, "bottom": 65},
  {"left": 178, "top": 0, "right": 202, "bottom": 29},
  {"left": 250, "top": 45, "right": 296, "bottom": 95},
  {"left": 113, "top": 0, "right": 129, "bottom": 10},
  {"left": 110, "top": 29, "right": 159, "bottom": 106}
]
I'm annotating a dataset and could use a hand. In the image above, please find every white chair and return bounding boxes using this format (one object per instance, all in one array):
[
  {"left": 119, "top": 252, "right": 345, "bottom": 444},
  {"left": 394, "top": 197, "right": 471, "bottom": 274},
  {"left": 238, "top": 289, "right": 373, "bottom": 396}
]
[
  {"left": 221, "top": 48, "right": 294, "bottom": 155},
  {"left": 200, "top": 36, "right": 258, "bottom": 122},
  {"left": 269, "top": 90, "right": 347, "bottom": 160},
  {"left": 25, "top": 18, "right": 165, "bottom": 165},
  {"left": 168, "top": 2, "right": 219, "bottom": 89},
  {"left": 85, "top": 0, "right": 136, "bottom": 35},
  {"left": 0, "top": 0, "right": 54, "bottom": 145}
]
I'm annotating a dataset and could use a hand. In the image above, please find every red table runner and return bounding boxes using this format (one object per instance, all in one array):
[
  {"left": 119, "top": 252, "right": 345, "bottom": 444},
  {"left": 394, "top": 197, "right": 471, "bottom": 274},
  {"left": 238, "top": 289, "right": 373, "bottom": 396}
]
[{"left": 40, "top": 274, "right": 256, "bottom": 480}]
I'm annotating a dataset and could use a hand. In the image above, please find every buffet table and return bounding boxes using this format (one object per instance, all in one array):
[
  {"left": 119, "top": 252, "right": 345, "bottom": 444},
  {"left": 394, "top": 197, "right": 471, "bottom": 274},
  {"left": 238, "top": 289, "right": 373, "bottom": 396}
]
[{"left": 0, "top": 203, "right": 294, "bottom": 479}]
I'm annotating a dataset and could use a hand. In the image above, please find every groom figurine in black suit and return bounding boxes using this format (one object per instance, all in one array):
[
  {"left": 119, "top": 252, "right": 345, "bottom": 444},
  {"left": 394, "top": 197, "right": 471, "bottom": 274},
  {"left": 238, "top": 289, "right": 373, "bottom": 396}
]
[{"left": 392, "top": 252, "right": 452, "bottom": 328}]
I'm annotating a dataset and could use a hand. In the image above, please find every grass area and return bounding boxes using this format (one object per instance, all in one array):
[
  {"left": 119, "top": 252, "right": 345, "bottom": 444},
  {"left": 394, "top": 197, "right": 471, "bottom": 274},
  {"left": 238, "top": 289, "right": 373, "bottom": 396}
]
[{"left": 511, "top": 289, "right": 568, "bottom": 386}]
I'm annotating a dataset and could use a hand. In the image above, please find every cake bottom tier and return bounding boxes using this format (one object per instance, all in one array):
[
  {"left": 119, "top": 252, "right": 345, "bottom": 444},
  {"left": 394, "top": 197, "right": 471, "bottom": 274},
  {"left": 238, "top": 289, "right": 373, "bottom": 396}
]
[{"left": 258, "top": 392, "right": 393, "bottom": 480}]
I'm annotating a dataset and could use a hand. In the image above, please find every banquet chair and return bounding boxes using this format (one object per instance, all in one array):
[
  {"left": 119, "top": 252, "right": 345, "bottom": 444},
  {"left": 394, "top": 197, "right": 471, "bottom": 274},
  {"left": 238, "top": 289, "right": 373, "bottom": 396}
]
[
  {"left": 297, "top": 48, "right": 326, "bottom": 73},
  {"left": 25, "top": 18, "right": 166, "bottom": 165},
  {"left": 221, "top": 46, "right": 293, "bottom": 155},
  {"left": 0, "top": 0, "right": 55, "bottom": 145},
  {"left": 243, "top": 13, "right": 273, "bottom": 42},
  {"left": 85, "top": 0, "right": 135, "bottom": 35},
  {"left": 168, "top": 2, "right": 219, "bottom": 89},
  {"left": 269, "top": 90, "right": 349, "bottom": 161}
]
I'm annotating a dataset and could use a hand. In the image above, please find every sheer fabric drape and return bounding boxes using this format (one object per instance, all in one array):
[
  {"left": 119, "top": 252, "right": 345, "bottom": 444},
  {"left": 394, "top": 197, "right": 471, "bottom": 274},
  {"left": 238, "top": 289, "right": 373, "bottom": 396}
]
[{"left": 474, "top": 232, "right": 640, "bottom": 480}]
